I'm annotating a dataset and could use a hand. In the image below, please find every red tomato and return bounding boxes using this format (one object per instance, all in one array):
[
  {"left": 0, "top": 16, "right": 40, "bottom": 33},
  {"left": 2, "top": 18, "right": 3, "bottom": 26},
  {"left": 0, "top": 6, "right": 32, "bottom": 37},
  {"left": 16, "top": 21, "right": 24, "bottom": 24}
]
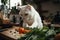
[
  {"left": 19, "top": 27, "right": 31, "bottom": 34},
  {"left": 19, "top": 27, "right": 25, "bottom": 34}
]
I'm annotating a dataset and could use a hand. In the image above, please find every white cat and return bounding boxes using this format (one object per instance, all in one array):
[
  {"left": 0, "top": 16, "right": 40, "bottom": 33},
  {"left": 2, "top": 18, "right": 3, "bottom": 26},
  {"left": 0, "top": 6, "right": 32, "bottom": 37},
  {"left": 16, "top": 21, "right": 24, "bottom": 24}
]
[{"left": 19, "top": 4, "right": 43, "bottom": 30}]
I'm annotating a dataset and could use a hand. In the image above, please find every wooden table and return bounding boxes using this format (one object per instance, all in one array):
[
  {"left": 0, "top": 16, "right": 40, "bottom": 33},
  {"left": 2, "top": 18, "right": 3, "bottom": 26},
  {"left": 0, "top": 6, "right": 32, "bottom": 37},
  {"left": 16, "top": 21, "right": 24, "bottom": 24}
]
[
  {"left": 43, "top": 20, "right": 60, "bottom": 27},
  {"left": 0, "top": 26, "right": 25, "bottom": 40},
  {"left": 51, "top": 24, "right": 60, "bottom": 27}
]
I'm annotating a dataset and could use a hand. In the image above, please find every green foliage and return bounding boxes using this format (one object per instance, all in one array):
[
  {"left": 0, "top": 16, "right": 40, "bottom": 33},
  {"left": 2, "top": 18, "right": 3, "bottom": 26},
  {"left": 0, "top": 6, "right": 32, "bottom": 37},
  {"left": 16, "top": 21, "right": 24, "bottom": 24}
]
[
  {"left": 1, "top": 0, "right": 8, "bottom": 5},
  {"left": 18, "top": 26, "right": 58, "bottom": 40},
  {"left": 55, "top": 28, "right": 60, "bottom": 34}
]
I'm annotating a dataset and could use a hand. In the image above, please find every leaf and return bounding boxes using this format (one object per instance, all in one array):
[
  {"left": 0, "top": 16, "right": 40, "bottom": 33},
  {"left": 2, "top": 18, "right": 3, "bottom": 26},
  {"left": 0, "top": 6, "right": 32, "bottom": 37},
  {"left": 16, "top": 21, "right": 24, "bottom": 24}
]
[
  {"left": 18, "top": 26, "right": 55, "bottom": 40},
  {"left": 1, "top": 0, "right": 8, "bottom": 5}
]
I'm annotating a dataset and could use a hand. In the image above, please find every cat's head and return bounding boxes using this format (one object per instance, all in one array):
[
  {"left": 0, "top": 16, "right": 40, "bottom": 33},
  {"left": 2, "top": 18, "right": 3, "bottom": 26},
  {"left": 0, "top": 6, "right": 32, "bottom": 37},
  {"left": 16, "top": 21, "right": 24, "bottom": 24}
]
[{"left": 19, "top": 4, "right": 32, "bottom": 19}]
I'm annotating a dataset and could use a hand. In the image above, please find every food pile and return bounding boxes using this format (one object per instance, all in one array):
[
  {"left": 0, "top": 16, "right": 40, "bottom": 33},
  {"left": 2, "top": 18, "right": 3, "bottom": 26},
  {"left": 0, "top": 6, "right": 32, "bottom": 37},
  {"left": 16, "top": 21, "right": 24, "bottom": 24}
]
[
  {"left": 18, "top": 26, "right": 59, "bottom": 40},
  {"left": 18, "top": 27, "right": 31, "bottom": 34}
]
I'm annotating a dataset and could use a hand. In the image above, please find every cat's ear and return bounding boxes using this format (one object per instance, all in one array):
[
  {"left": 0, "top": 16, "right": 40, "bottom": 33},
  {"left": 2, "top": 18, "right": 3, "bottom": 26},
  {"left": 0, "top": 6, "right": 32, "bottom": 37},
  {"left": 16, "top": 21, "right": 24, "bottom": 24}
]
[{"left": 26, "top": 4, "right": 31, "bottom": 10}]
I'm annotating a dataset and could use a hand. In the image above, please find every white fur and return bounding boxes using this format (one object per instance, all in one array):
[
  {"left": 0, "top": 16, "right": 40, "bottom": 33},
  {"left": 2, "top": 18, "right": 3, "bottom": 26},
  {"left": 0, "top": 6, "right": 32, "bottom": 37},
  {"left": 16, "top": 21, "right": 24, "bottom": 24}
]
[{"left": 20, "top": 5, "right": 43, "bottom": 30}]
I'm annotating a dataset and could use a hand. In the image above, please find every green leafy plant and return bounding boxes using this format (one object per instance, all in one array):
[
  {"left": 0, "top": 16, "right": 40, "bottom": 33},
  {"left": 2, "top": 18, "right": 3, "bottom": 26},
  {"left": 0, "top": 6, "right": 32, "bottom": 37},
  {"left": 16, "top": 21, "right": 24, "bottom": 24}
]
[
  {"left": 1, "top": 0, "right": 8, "bottom": 5},
  {"left": 18, "top": 26, "right": 56, "bottom": 40},
  {"left": 18, "top": 25, "right": 60, "bottom": 40}
]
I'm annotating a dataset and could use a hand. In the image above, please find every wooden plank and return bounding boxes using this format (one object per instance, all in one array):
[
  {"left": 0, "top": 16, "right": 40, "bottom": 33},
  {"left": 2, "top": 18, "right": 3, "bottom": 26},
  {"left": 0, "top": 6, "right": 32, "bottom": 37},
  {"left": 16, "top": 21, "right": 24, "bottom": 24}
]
[{"left": 0, "top": 26, "right": 25, "bottom": 40}]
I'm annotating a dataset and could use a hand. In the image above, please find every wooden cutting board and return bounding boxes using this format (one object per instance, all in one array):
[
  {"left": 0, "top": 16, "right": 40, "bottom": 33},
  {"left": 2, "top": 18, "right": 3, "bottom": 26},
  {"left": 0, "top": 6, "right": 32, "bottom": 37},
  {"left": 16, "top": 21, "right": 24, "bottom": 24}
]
[{"left": 0, "top": 26, "right": 25, "bottom": 40}]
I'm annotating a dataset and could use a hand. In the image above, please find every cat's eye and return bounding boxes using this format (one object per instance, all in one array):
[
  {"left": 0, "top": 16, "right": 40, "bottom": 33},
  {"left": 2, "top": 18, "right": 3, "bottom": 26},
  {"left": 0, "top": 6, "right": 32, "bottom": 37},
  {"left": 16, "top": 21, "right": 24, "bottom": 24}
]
[{"left": 25, "top": 13, "right": 28, "bottom": 16}]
